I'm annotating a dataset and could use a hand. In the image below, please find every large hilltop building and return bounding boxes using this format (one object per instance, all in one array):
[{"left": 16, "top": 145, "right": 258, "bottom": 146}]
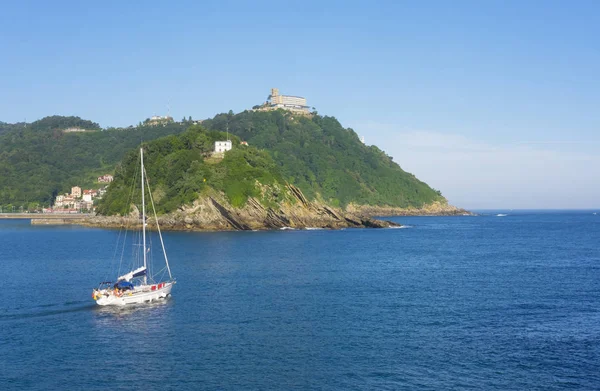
[
  {"left": 254, "top": 88, "right": 312, "bottom": 115},
  {"left": 144, "top": 115, "right": 174, "bottom": 126}
]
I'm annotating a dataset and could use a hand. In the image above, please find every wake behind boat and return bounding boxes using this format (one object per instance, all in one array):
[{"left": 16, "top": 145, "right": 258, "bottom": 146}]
[{"left": 93, "top": 147, "right": 175, "bottom": 306}]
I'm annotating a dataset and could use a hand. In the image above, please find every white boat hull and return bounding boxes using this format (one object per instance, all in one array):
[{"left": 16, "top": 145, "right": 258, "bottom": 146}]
[{"left": 95, "top": 282, "right": 175, "bottom": 306}]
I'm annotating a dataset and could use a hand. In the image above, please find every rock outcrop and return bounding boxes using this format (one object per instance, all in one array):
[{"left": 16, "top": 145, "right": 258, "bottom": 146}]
[
  {"left": 345, "top": 201, "right": 472, "bottom": 217},
  {"left": 83, "top": 184, "right": 400, "bottom": 231}
]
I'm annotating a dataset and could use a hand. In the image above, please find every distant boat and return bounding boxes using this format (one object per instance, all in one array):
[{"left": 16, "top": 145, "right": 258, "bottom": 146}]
[
  {"left": 496, "top": 214, "right": 508, "bottom": 217},
  {"left": 92, "top": 147, "right": 175, "bottom": 306}
]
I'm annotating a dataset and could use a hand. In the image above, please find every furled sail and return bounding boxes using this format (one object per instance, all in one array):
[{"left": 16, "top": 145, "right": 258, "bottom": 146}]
[{"left": 117, "top": 266, "right": 147, "bottom": 282}]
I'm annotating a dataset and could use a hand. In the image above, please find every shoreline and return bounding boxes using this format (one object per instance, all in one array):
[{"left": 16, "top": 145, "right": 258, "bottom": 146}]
[
  {"left": 28, "top": 191, "right": 472, "bottom": 231},
  {"left": 346, "top": 201, "right": 473, "bottom": 217},
  {"left": 75, "top": 214, "right": 401, "bottom": 231},
  {"left": 29, "top": 209, "right": 472, "bottom": 231}
]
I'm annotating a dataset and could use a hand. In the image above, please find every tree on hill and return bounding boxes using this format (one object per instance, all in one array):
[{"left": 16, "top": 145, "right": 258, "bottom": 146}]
[{"left": 0, "top": 121, "right": 26, "bottom": 136}]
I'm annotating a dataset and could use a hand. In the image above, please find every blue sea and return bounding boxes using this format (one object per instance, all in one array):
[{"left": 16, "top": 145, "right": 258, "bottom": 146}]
[{"left": 1, "top": 210, "right": 599, "bottom": 390}]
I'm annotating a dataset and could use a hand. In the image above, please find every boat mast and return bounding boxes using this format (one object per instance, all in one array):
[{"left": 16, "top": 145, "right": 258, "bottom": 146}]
[
  {"left": 141, "top": 147, "right": 147, "bottom": 285},
  {"left": 144, "top": 171, "right": 173, "bottom": 280}
]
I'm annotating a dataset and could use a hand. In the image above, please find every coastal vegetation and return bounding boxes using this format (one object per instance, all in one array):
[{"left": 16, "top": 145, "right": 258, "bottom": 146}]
[
  {"left": 203, "top": 111, "right": 443, "bottom": 208},
  {"left": 97, "top": 126, "right": 288, "bottom": 215},
  {"left": 0, "top": 116, "right": 187, "bottom": 210},
  {"left": 99, "top": 111, "right": 444, "bottom": 215},
  {"left": 0, "top": 111, "right": 446, "bottom": 214}
]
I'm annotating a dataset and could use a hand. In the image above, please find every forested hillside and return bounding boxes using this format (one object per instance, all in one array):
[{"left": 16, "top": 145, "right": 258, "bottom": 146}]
[
  {"left": 0, "top": 121, "right": 25, "bottom": 136},
  {"left": 1, "top": 111, "right": 446, "bottom": 213},
  {"left": 97, "top": 126, "right": 288, "bottom": 215},
  {"left": 0, "top": 116, "right": 187, "bottom": 209},
  {"left": 202, "top": 111, "right": 443, "bottom": 208},
  {"left": 98, "top": 111, "right": 445, "bottom": 215}
]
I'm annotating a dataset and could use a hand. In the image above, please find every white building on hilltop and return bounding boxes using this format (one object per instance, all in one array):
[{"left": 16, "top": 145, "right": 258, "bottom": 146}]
[{"left": 214, "top": 140, "right": 232, "bottom": 153}]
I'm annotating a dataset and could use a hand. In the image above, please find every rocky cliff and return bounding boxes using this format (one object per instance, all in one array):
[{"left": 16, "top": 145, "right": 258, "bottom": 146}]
[{"left": 84, "top": 184, "right": 400, "bottom": 231}]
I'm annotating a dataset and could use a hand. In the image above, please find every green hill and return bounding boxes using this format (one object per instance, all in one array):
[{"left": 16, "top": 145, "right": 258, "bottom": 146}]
[
  {"left": 202, "top": 110, "right": 443, "bottom": 208},
  {"left": 96, "top": 126, "right": 287, "bottom": 215},
  {"left": 0, "top": 116, "right": 187, "bottom": 209},
  {"left": 0, "top": 111, "right": 447, "bottom": 213},
  {"left": 97, "top": 111, "right": 445, "bottom": 215},
  {"left": 0, "top": 121, "right": 25, "bottom": 137}
]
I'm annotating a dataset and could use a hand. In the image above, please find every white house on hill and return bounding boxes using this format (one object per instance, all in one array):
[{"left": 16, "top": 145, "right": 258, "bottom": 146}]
[
  {"left": 214, "top": 140, "right": 232, "bottom": 153},
  {"left": 98, "top": 174, "right": 114, "bottom": 183}
]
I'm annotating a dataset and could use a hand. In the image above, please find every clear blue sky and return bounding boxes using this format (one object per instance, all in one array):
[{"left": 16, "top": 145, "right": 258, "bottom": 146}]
[{"left": 1, "top": 0, "right": 599, "bottom": 209}]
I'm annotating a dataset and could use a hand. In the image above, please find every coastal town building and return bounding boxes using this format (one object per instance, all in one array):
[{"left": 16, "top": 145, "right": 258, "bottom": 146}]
[
  {"left": 214, "top": 140, "right": 232, "bottom": 153},
  {"left": 51, "top": 186, "right": 105, "bottom": 212},
  {"left": 82, "top": 189, "right": 97, "bottom": 202},
  {"left": 98, "top": 174, "right": 114, "bottom": 183},
  {"left": 254, "top": 88, "right": 312, "bottom": 115},
  {"left": 55, "top": 195, "right": 76, "bottom": 209}
]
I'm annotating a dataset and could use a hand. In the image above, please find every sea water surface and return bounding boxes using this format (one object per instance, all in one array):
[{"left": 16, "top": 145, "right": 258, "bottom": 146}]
[{"left": 1, "top": 210, "right": 599, "bottom": 390}]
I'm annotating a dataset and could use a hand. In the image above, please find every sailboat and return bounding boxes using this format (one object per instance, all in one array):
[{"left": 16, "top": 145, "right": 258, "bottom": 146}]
[{"left": 92, "top": 147, "right": 175, "bottom": 306}]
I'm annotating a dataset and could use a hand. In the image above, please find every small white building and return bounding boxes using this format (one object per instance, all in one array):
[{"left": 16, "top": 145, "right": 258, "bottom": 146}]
[
  {"left": 98, "top": 174, "right": 114, "bottom": 183},
  {"left": 214, "top": 140, "right": 232, "bottom": 153}
]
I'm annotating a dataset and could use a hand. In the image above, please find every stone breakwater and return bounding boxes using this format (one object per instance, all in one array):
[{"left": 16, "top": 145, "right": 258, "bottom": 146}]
[{"left": 31, "top": 218, "right": 80, "bottom": 225}]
